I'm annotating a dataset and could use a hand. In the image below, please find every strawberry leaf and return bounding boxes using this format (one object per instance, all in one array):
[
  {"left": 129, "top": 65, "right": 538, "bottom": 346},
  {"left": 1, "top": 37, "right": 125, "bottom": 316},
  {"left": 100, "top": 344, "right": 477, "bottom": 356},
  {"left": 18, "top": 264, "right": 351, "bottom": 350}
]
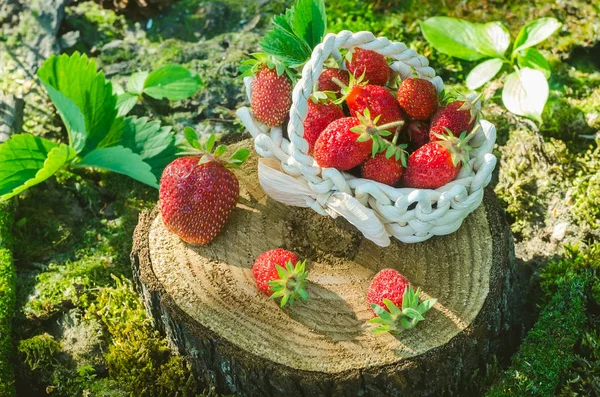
[
  {"left": 76, "top": 146, "right": 158, "bottom": 188},
  {"left": 37, "top": 52, "right": 117, "bottom": 156},
  {"left": 127, "top": 71, "right": 149, "bottom": 95},
  {"left": 143, "top": 65, "right": 203, "bottom": 101},
  {"left": 0, "top": 135, "right": 76, "bottom": 200},
  {"left": 116, "top": 93, "right": 138, "bottom": 117},
  {"left": 260, "top": 24, "right": 312, "bottom": 68},
  {"left": 113, "top": 117, "right": 178, "bottom": 179},
  {"left": 290, "top": 0, "right": 327, "bottom": 49}
]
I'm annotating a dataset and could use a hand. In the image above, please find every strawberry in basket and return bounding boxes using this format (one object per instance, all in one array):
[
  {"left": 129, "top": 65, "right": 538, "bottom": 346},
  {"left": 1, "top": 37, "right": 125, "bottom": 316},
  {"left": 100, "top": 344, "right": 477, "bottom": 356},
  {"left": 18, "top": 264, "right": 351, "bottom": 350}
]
[
  {"left": 337, "top": 75, "right": 406, "bottom": 134},
  {"left": 239, "top": 55, "right": 294, "bottom": 127},
  {"left": 346, "top": 48, "right": 391, "bottom": 86}
]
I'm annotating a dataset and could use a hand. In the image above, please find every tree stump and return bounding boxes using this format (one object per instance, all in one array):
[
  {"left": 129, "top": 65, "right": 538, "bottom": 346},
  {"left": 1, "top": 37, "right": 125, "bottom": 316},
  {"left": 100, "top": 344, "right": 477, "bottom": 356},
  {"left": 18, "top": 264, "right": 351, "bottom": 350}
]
[{"left": 131, "top": 140, "right": 522, "bottom": 397}]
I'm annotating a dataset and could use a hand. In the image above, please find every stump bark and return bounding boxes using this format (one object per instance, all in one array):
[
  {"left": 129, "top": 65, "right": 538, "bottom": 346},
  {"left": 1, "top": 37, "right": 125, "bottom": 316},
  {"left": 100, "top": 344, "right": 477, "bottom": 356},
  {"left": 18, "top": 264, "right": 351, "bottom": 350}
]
[{"left": 131, "top": 140, "right": 522, "bottom": 397}]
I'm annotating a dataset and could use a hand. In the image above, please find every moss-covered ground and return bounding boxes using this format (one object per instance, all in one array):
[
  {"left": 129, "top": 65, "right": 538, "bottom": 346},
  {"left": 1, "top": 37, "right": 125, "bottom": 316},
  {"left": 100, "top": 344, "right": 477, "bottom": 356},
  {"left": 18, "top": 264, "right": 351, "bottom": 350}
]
[{"left": 0, "top": 0, "right": 599, "bottom": 395}]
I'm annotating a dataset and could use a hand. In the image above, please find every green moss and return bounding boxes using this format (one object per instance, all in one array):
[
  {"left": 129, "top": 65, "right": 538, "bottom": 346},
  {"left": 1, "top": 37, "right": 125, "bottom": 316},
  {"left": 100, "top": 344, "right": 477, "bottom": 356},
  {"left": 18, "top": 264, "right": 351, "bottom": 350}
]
[
  {"left": 486, "top": 275, "right": 587, "bottom": 396},
  {"left": 65, "top": 2, "right": 127, "bottom": 50},
  {"left": 0, "top": 202, "right": 16, "bottom": 397},
  {"left": 570, "top": 142, "right": 600, "bottom": 233},
  {"left": 85, "top": 276, "right": 198, "bottom": 397}
]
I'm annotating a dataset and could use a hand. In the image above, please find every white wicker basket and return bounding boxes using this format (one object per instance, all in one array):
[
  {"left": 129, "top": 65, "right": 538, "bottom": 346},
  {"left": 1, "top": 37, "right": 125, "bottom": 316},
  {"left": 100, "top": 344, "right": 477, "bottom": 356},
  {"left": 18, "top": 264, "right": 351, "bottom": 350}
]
[{"left": 236, "top": 30, "right": 497, "bottom": 247}]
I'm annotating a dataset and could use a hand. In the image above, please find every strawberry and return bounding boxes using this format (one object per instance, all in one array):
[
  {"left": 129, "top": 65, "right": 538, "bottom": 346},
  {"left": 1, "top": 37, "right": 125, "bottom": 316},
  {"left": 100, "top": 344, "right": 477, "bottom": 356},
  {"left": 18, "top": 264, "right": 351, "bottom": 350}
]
[
  {"left": 251, "top": 65, "right": 292, "bottom": 127},
  {"left": 397, "top": 78, "right": 439, "bottom": 120},
  {"left": 429, "top": 97, "right": 480, "bottom": 140},
  {"left": 346, "top": 48, "right": 390, "bottom": 86},
  {"left": 403, "top": 130, "right": 475, "bottom": 189},
  {"left": 314, "top": 111, "right": 403, "bottom": 171},
  {"left": 317, "top": 68, "right": 350, "bottom": 98},
  {"left": 361, "top": 152, "right": 404, "bottom": 186},
  {"left": 344, "top": 83, "right": 405, "bottom": 134},
  {"left": 367, "top": 268, "right": 437, "bottom": 334},
  {"left": 160, "top": 130, "right": 249, "bottom": 245},
  {"left": 361, "top": 127, "right": 407, "bottom": 186},
  {"left": 406, "top": 120, "right": 430, "bottom": 150},
  {"left": 252, "top": 248, "right": 309, "bottom": 307},
  {"left": 314, "top": 117, "right": 371, "bottom": 171},
  {"left": 303, "top": 97, "right": 345, "bottom": 151}
]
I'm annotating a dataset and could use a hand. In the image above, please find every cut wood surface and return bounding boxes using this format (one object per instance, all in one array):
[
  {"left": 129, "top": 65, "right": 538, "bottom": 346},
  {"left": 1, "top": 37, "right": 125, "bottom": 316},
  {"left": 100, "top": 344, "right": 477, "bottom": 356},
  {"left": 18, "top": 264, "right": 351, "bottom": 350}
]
[{"left": 132, "top": 140, "right": 523, "bottom": 396}]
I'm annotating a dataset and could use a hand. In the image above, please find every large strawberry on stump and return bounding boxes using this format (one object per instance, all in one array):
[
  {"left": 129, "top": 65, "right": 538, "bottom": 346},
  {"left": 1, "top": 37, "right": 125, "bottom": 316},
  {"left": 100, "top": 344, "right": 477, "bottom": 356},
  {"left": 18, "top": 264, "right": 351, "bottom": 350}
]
[{"left": 159, "top": 129, "right": 250, "bottom": 245}]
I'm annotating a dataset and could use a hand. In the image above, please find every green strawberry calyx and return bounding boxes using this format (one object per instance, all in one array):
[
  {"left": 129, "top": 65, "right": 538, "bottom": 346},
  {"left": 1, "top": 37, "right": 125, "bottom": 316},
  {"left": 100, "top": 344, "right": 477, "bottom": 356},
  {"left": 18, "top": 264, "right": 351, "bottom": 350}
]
[
  {"left": 383, "top": 129, "right": 409, "bottom": 167},
  {"left": 268, "top": 260, "right": 309, "bottom": 308},
  {"left": 238, "top": 53, "right": 297, "bottom": 83},
  {"left": 351, "top": 108, "right": 405, "bottom": 158},
  {"left": 332, "top": 71, "right": 368, "bottom": 105},
  {"left": 433, "top": 124, "right": 480, "bottom": 167},
  {"left": 178, "top": 127, "right": 250, "bottom": 168},
  {"left": 309, "top": 89, "right": 339, "bottom": 104},
  {"left": 370, "top": 285, "right": 437, "bottom": 334}
]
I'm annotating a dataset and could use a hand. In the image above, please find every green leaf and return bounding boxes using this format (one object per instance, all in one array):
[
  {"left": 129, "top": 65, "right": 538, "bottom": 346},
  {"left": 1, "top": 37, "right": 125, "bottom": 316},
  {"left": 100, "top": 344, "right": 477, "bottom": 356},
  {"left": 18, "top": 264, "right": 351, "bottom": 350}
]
[
  {"left": 466, "top": 58, "right": 504, "bottom": 90},
  {"left": 37, "top": 52, "right": 117, "bottom": 155},
  {"left": 76, "top": 146, "right": 158, "bottom": 188},
  {"left": 420, "top": 17, "right": 488, "bottom": 61},
  {"left": 112, "top": 81, "right": 125, "bottom": 95},
  {"left": 402, "top": 307, "right": 425, "bottom": 321},
  {"left": 512, "top": 18, "right": 562, "bottom": 54},
  {"left": 290, "top": 0, "right": 326, "bottom": 49},
  {"left": 260, "top": 24, "right": 312, "bottom": 67},
  {"left": 206, "top": 134, "right": 216, "bottom": 153},
  {"left": 273, "top": 10, "right": 295, "bottom": 34},
  {"left": 517, "top": 48, "right": 551, "bottom": 79},
  {"left": 502, "top": 67, "right": 549, "bottom": 123},
  {"left": 184, "top": 126, "right": 199, "bottom": 147},
  {"left": 417, "top": 298, "right": 437, "bottom": 315},
  {"left": 0, "top": 134, "right": 76, "bottom": 200},
  {"left": 113, "top": 117, "right": 178, "bottom": 179},
  {"left": 371, "top": 304, "right": 392, "bottom": 321},
  {"left": 127, "top": 71, "right": 149, "bottom": 95},
  {"left": 229, "top": 148, "right": 250, "bottom": 165},
  {"left": 143, "top": 65, "right": 203, "bottom": 101},
  {"left": 383, "top": 299, "right": 402, "bottom": 317},
  {"left": 116, "top": 93, "right": 138, "bottom": 117},
  {"left": 214, "top": 144, "right": 227, "bottom": 158},
  {"left": 473, "top": 22, "right": 511, "bottom": 58},
  {"left": 41, "top": 85, "right": 87, "bottom": 153}
]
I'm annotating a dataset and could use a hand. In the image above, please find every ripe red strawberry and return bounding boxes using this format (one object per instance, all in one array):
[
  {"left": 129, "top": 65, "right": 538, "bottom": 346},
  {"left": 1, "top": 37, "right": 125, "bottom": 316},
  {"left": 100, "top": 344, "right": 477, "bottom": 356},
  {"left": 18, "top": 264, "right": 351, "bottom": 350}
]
[
  {"left": 252, "top": 248, "right": 309, "bottom": 307},
  {"left": 251, "top": 65, "right": 292, "bottom": 127},
  {"left": 160, "top": 131, "right": 249, "bottom": 245},
  {"left": 317, "top": 68, "right": 350, "bottom": 98},
  {"left": 346, "top": 48, "right": 390, "bottom": 86},
  {"left": 367, "top": 269, "right": 437, "bottom": 334},
  {"left": 314, "top": 117, "right": 371, "bottom": 170},
  {"left": 346, "top": 85, "right": 405, "bottom": 133},
  {"left": 406, "top": 120, "right": 430, "bottom": 150},
  {"left": 429, "top": 99, "right": 478, "bottom": 140},
  {"left": 397, "top": 78, "right": 439, "bottom": 120},
  {"left": 367, "top": 269, "right": 410, "bottom": 313},
  {"left": 303, "top": 99, "right": 345, "bottom": 151},
  {"left": 361, "top": 152, "right": 404, "bottom": 186},
  {"left": 403, "top": 131, "right": 474, "bottom": 189}
]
